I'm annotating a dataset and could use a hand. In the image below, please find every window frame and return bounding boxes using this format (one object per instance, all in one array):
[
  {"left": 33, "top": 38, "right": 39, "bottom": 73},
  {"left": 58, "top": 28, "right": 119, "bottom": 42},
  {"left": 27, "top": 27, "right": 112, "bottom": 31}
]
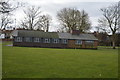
[
  {"left": 85, "top": 40, "right": 94, "bottom": 43},
  {"left": 75, "top": 40, "right": 82, "bottom": 45},
  {"left": 62, "top": 39, "right": 68, "bottom": 44},
  {"left": 25, "top": 37, "right": 32, "bottom": 42},
  {"left": 44, "top": 38, "right": 51, "bottom": 43},
  {"left": 52, "top": 38, "right": 59, "bottom": 44},
  {"left": 14, "top": 37, "right": 22, "bottom": 42},
  {"left": 34, "top": 37, "right": 41, "bottom": 42},
  {"left": 85, "top": 40, "right": 94, "bottom": 45}
]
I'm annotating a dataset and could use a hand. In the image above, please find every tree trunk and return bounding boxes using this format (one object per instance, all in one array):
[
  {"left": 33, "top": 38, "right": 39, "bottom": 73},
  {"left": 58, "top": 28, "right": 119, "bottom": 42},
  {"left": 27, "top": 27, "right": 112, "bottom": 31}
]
[
  {"left": 112, "top": 32, "right": 116, "bottom": 49},
  {"left": 46, "top": 21, "right": 49, "bottom": 32},
  {"left": 112, "top": 40, "right": 116, "bottom": 49}
]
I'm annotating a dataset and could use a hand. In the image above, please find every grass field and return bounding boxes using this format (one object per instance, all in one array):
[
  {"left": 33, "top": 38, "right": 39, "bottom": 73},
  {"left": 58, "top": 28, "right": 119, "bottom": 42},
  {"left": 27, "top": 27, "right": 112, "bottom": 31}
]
[{"left": 2, "top": 42, "right": 118, "bottom": 78}]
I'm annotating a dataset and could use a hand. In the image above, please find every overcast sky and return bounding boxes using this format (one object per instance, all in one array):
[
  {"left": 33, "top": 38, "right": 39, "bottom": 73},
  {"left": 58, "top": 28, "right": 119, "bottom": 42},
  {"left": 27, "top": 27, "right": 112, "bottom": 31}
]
[{"left": 13, "top": 0, "right": 119, "bottom": 32}]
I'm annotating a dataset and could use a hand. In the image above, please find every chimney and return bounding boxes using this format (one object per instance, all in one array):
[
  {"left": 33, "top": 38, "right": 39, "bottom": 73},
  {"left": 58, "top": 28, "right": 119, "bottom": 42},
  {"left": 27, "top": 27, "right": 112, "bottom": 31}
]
[{"left": 70, "top": 30, "right": 80, "bottom": 35}]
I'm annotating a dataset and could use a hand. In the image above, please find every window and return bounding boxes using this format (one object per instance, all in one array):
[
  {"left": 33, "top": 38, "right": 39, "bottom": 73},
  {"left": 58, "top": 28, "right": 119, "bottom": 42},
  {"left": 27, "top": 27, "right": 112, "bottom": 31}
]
[
  {"left": 52, "top": 38, "right": 59, "bottom": 43},
  {"left": 34, "top": 38, "right": 40, "bottom": 42},
  {"left": 15, "top": 37, "right": 22, "bottom": 42},
  {"left": 44, "top": 38, "right": 50, "bottom": 43},
  {"left": 85, "top": 40, "right": 94, "bottom": 44},
  {"left": 85, "top": 41, "right": 94, "bottom": 47},
  {"left": 62, "top": 39, "right": 68, "bottom": 44},
  {"left": 75, "top": 40, "right": 82, "bottom": 45},
  {"left": 25, "top": 37, "right": 32, "bottom": 42}
]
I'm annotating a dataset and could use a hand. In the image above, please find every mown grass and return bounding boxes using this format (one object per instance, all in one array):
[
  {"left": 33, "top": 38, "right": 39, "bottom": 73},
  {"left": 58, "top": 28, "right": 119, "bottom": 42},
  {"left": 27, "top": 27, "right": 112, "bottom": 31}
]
[{"left": 2, "top": 42, "right": 118, "bottom": 78}]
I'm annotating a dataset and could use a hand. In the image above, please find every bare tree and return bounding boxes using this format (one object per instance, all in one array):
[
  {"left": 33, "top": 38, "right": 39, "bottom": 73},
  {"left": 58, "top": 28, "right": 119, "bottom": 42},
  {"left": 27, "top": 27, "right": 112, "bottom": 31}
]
[
  {"left": 21, "top": 6, "right": 52, "bottom": 31},
  {"left": 98, "top": 2, "right": 120, "bottom": 49},
  {"left": 0, "top": 14, "right": 12, "bottom": 30},
  {"left": 21, "top": 6, "right": 41, "bottom": 30},
  {"left": 57, "top": 8, "right": 80, "bottom": 32},
  {"left": 57, "top": 8, "right": 91, "bottom": 32},
  {"left": 0, "top": 0, "right": 21, "bottom": 13},
  {"left": 78, "top": 10, "right": 91, "bottom": 32},
  {"left": 0, "top": 0, "right": 12, "bottom": 13},
  {"left": 0, "top": 0, "right": 22, "bottom": 30},
  {"left": 38, "top": 14, "right": 52, "bottom": 32}
]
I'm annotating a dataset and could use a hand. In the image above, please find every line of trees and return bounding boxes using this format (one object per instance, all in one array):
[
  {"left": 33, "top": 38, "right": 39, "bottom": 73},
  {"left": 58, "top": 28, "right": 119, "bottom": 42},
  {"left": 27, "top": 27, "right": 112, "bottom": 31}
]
[
  {"left": 0, "top": 1, "right": 52, "bottom": 32},
  {"left": 0, "top": 0, "right": 91, "bottom": 33}
]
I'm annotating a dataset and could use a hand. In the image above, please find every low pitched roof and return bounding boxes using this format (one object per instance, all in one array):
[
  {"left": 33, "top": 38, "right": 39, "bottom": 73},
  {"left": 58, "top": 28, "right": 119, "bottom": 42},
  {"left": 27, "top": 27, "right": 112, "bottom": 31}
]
[
  {"left": 58, "top": 33, "right": 98, "bottom": 40},
  {"left": 12, "top": 30, "right": 98, "bottom": 40},
  {"left": 12, "top": 30, "right": 59, "bottom": 38}
]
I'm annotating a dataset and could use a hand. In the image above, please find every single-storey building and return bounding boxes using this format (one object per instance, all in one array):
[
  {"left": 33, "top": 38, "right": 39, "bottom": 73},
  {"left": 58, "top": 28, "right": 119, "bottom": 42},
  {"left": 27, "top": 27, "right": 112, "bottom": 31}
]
[{"left": 12, "top": 30, "right": 98, "bottom": 49}]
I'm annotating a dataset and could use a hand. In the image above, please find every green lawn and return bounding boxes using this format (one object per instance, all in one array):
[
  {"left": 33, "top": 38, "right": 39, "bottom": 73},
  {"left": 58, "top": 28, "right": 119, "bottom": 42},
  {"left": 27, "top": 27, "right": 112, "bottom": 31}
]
[{"left": 2, "top": 42, "right": 118, "bottom": 78}]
